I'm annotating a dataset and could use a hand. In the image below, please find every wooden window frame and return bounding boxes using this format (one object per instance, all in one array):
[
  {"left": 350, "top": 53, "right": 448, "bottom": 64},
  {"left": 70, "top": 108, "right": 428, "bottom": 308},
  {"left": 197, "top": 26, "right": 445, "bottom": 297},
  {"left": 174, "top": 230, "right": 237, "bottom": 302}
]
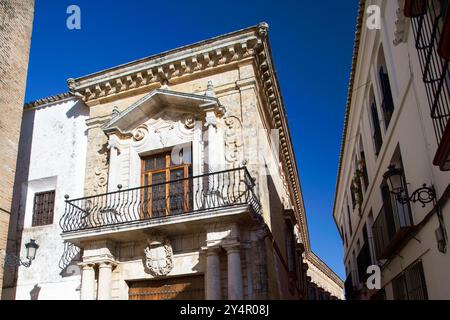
[{"left": 140, "top": 150, "right": 192, "bottom": 218}]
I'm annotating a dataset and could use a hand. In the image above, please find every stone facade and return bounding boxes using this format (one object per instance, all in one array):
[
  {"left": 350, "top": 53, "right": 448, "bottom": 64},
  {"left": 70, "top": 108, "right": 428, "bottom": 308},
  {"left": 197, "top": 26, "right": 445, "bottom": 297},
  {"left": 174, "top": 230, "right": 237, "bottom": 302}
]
[
  {"left": 0, "top": 0, "right": 34, "bottom": 296},
  {"left": 4, "top": 23, "right": 343, "bottom": 299}
]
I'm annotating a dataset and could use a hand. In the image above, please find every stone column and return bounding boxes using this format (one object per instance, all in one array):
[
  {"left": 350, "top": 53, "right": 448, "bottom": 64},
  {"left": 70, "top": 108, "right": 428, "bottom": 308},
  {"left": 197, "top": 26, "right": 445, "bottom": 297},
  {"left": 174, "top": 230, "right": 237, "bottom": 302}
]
[
  {"left": 97, "top": 261, "right": 114, "bottom": 300},
  {"left": 205, "top": 246, "right": 222, "bottom": 300},
  {"left": 80, "top": 263, "right": 96, "bottom": 300},
  {"left": 225, "top": 243, "right": 243, "bottom": 300}
]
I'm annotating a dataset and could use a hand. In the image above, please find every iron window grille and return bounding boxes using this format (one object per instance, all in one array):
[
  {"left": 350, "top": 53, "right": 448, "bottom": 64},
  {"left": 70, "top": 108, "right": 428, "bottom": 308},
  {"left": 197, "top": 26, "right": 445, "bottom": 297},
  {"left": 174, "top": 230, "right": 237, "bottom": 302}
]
[
  {"left": 32, "top": 190, "right": 55, "bottom": 227},
  {"left": 410, "top": 0, "right": 450, "bottom": 145},
  {"left": 392, "top": 260, "right": 428, "bottom": 300}
]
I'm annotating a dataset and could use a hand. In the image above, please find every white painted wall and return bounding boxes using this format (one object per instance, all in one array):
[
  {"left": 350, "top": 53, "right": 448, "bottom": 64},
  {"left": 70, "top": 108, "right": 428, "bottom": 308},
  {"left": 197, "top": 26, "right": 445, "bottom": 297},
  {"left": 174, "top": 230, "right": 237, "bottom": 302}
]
[
  {"left": 10, "top": 98, "right": 89, "bottom": 300},
  {"left": 335, "top": 0, "right": 450, "bottom": 299}
]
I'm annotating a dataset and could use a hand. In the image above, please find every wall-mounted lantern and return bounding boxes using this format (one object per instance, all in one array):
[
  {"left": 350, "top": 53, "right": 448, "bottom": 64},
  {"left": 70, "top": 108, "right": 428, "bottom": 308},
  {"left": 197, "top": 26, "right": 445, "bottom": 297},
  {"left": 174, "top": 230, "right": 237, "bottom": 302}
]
[
  {"left": 383, "top": 164, "right": 436, "bottom": 207},
  {"left": 3, "top": 239, "right": 39, "bottom": 268}
]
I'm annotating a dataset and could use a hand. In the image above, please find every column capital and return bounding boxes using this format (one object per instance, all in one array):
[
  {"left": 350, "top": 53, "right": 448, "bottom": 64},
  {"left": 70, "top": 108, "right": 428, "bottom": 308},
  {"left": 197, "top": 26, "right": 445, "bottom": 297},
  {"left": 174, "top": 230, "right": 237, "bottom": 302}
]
[
  {"left": 223, "top": 242, "right": 240, "bottom": 254},
  {"left": 201, "top": 245, "right": 222, "bottom": 256},
  {"left": 98, "top": 260, "right": 117, "bottom": 269},
  {"left": 78, "top": 262, "right": 96, "bottom": 270}
]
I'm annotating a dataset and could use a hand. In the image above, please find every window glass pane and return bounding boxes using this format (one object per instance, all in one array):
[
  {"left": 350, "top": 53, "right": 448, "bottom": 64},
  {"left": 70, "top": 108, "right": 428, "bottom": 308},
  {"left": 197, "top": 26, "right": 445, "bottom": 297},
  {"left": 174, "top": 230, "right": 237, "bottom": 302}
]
[
  {"left": 169, "top": 169, "right": 184, "bottom": 214},
  {"left": 152, "top": 172, "right": 166, "bottom": 217},
  {"left": 145, "top": 154, "right": 167, "bottom": 171}
]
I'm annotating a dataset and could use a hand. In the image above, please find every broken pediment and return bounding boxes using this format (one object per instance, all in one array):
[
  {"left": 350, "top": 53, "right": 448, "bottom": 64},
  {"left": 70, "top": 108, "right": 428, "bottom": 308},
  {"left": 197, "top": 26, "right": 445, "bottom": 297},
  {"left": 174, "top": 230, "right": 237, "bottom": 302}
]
[{"left": 102, "top": 88, "right": 224, "bottom": 135}]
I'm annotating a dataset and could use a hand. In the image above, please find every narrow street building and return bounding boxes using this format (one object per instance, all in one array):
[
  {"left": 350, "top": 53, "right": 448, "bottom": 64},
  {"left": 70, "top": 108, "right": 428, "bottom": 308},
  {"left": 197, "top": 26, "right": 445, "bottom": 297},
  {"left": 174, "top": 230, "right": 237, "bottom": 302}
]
[{"left": 334, "top": 0, "right": 450, "bottom": 300}]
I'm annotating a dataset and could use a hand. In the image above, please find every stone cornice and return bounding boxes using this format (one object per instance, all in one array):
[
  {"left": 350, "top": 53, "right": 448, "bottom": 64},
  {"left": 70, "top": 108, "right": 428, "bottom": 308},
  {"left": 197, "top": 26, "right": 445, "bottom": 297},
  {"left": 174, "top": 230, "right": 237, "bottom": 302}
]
[
  {"left": 253, "top": 24, "right": 310, "bottom": 252},
  {"left": 67, "top": 26, "right": 262, "bottom": 103},
  {"left": 333, "top": 0, "right": 366, "bottom": 230},
  {"left": 305, "top": 251, "right": 344, "bottom": 289}
]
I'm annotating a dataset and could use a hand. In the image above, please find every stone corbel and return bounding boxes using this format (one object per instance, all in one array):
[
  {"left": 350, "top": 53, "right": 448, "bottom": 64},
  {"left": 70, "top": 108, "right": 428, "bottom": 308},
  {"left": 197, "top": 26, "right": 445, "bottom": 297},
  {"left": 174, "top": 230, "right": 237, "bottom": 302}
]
[
  {"left": 107, "top": 134, "right": 122, "bottom": 155},
  {"left": 204, "top": 111, "right": 218, "bottom": 130}
]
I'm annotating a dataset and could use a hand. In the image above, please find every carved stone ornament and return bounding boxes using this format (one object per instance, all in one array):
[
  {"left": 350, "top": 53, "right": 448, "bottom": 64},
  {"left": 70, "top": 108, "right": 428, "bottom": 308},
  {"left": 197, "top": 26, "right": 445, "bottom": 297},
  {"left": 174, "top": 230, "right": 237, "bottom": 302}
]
[
  {"left": 182, "top": 114, "right": 196, "bottom": 130},
  {"left": 92, "top": 154, "right": 108, "bottom": 195},
  {"left": 133, "top": 125, "right": 148, "bottom": 141},
  {"left": 144, "top": 237, "right": 174, "bottom": 276},
  {"left": 224, "top": 116, "right": 244, "bottom": 166}
]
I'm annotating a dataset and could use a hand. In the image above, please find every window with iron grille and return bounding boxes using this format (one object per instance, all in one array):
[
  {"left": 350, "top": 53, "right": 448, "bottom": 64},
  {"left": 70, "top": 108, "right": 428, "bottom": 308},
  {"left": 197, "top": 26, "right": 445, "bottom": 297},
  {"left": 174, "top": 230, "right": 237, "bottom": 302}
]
[
  {"left": 32, "top": 190, "right": 55, "bottom": 227},
  {"left": 392, "top": 260, "right": 428, "bottom": 300},
  {"left": 408, "top": 0, "right": 450, "bottom": 147},
  {"left": 370, "top": 98, "right": 383, "bottom": 156},
  {"left": 378, "top": 66, "right": 395, "bottom": 130}
]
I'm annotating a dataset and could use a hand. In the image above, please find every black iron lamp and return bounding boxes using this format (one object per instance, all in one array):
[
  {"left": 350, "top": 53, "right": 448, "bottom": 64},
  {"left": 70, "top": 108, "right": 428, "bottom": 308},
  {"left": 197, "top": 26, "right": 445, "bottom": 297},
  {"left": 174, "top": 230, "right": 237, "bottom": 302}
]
[
  {"left": 383, "top": 164, "right": 436, "bottom": 207},
  {"left": 3, "top": 239, "right": 39, "bottom": 268}
]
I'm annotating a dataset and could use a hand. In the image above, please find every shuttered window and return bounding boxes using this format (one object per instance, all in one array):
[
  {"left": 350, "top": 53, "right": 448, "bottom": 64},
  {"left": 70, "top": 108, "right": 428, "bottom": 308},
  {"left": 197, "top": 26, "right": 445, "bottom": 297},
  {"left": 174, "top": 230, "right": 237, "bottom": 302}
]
[{"left": 32, "top": 190, "right": 55, "bottom": 227}]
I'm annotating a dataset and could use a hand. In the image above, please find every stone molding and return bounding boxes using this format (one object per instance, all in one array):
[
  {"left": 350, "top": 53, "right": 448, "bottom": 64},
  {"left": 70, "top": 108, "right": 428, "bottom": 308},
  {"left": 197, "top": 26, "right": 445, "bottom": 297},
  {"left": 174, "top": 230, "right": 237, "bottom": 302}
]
[
  {"left": 305, "top": 251, "right": 344, "bottom": 289},
  {"left": 67, "top": 41, "right": 259, "bottom": 103}
]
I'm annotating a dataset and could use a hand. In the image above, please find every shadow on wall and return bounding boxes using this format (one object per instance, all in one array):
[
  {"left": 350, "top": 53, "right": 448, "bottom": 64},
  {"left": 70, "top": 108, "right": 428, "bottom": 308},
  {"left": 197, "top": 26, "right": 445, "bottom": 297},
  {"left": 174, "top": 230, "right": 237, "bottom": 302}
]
[
  {"left": 30, "top": 284, "right": 41, "bottom": 300},
  {"left": 2, "top": 107, "right": 35, "bottom": 299},
  {"left": 266, "top": 168, "right": 299, "bottom": 300}
]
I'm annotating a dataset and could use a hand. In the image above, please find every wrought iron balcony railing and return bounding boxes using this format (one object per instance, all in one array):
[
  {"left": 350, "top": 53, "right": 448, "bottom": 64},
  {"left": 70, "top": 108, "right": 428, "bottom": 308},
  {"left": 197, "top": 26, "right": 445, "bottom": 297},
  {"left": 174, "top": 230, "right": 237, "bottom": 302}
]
[
  {"left": 409, "top": 0, "right": 450, "bottom": 158},
  {"left": 372, "top": 203, "right": 414, "bottom": 260},
  {"left": 60, "top": 167, "right": 261, "bottom": 233}
]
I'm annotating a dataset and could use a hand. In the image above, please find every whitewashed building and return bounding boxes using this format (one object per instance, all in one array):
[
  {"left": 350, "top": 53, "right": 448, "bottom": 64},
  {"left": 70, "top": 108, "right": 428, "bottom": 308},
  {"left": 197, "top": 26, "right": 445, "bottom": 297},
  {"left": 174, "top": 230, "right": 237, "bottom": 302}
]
[
  {"left": 334, "top": 0, "right": 450, "bottom": 300},
  {"left": 2, "top": 23, "right": 343, "bottom": 300}
]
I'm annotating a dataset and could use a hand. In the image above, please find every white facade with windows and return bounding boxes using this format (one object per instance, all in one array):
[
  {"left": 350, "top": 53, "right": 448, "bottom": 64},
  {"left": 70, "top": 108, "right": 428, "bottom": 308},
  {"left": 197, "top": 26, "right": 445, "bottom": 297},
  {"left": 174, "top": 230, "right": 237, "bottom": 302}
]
[
  {"left": 2, "top": 98, "right": 89, "bottom": 299},
  {"left": 334, "top": 0, "right": 450, "bottom": 300}
]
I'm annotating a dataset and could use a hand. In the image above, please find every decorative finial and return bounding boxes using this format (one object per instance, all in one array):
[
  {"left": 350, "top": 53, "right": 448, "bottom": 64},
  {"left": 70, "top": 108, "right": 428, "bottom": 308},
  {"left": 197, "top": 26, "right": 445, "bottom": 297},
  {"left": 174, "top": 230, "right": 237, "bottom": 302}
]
[
  {"left": 205, "top": 81, "right": 216, "bottom": 97},
  {"left": 64, "top": 194, "right": 70, "bottom": 200},
  {"left": 67, "top": 78, "right": 75, "bottom": 91},
  {"left": 258, "top": 22, "right": 269, "bottom": 38}
]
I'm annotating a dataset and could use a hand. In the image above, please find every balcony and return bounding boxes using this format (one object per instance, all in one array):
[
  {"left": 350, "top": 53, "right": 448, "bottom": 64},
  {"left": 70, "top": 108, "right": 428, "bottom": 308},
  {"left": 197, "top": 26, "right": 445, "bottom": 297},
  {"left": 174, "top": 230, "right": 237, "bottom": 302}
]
[
  {"left": 60, "top": 167, "right": 261, "bottom": 242},
  {"left": 372, "top": 204, "right": 415, "bottom": 260},
  {"left": 356, "top": 242, "right": 372, "bottom": 283},
  {"left": 408, "top": 0, "right": 450, "bottom": 170}
]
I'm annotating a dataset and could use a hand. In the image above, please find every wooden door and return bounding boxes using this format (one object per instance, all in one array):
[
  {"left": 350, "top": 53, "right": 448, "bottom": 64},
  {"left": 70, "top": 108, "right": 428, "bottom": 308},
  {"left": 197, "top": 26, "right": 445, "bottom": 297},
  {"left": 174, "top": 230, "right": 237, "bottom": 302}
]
[
  {"left": 128, "top": 275, "right": 204, "bottom": 300},
  {"left": 141, "top": 149, "right": 192, "bottom": 218}
]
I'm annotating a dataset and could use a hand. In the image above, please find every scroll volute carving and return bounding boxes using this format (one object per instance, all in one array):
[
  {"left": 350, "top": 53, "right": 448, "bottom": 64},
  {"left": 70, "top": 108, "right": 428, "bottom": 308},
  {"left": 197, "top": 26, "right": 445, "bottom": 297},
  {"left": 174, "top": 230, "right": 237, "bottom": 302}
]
[{"left": 224, "top": 116, "right": 244, "bottom": 167}]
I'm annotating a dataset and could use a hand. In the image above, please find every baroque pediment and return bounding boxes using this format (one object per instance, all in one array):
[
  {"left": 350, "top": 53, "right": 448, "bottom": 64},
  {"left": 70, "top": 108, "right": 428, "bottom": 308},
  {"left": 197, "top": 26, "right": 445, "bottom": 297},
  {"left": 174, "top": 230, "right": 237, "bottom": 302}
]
[{"left": 102, "top": 89, "right": 224, "bottom": 135}]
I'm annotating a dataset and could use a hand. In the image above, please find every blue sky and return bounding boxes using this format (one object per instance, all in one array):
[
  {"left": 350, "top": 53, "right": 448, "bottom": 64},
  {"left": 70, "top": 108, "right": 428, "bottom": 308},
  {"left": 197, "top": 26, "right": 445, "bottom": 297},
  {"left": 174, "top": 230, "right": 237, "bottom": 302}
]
[{"left": 25, "top": 0, "right": 359, "bottom": 279}]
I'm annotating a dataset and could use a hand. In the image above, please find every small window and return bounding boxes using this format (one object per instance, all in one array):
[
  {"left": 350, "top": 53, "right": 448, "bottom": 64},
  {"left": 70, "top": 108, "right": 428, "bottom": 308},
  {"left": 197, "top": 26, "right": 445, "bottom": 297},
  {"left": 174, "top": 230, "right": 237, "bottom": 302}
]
[
  {"left": 32, "top": 190, "right": 55, "bottom": 226},
  {"left": 378, "top": 66, "right": 395, "bottom": 129},
  {"left": 370, "top": 97, "right": 383, "bottom": 156},
  {"left": 346, "top": 204, "right": 353, "bottom": 235}
]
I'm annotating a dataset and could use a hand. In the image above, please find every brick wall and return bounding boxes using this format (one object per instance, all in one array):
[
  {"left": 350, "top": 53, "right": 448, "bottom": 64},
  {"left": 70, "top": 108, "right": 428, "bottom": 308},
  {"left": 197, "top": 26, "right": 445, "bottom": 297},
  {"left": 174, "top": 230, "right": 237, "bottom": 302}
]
[{"left": 0, "top": 0, "right": 34, "bottom": 295}]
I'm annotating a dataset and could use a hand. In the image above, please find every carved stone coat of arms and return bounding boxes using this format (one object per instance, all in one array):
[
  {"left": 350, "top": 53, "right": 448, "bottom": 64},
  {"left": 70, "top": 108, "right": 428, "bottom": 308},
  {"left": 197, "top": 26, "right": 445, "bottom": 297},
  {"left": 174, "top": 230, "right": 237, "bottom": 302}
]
[{"left": 144, "top": 237, "right": 174, "bottom": 276}]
